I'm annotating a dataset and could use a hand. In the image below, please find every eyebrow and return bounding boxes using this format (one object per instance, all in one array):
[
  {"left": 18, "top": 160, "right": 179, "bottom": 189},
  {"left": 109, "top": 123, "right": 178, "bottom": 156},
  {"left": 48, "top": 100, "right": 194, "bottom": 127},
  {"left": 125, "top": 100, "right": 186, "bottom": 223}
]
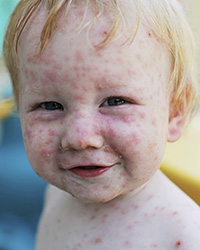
[
  {"left": 95, "top": 82, "right": 128, "bottom": 91},
  {"left": 94, "top": 73, "right": 130, "bottom": 91}
]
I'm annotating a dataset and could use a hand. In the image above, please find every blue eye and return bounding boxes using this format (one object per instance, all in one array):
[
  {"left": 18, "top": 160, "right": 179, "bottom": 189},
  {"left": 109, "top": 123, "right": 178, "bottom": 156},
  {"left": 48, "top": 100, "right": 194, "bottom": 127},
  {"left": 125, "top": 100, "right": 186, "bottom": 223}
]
[
  {"left": 103, "top": 97, "right": 127, "bottom": 106},
  {"left": 39, "top": 102, "right": 63, "bottom": 110}
]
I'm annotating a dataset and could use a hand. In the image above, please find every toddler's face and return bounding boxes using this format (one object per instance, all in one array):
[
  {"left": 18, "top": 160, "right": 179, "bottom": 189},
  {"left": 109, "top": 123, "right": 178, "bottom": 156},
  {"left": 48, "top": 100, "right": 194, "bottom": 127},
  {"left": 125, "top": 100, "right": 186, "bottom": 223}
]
[{"left": 18, "top": 7, "right": 173, "bottom": 203}]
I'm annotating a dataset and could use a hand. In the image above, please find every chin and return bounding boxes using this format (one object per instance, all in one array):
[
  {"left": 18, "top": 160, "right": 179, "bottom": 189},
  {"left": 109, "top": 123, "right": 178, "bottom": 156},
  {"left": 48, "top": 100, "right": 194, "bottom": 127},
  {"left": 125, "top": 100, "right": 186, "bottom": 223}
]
[{"left": 65, "top": 188, "right": 121, "bottom": 204}]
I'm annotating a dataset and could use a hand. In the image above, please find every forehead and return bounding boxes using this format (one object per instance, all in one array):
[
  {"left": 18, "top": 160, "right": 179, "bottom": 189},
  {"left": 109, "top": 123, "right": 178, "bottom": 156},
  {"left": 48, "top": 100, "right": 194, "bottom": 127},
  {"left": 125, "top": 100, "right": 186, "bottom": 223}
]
[
  {"left": 18, "top": 1, "right": 164, "bottom": 54},
  {"left": 17, "top": 2, "right": 172, "bottom": 89}
]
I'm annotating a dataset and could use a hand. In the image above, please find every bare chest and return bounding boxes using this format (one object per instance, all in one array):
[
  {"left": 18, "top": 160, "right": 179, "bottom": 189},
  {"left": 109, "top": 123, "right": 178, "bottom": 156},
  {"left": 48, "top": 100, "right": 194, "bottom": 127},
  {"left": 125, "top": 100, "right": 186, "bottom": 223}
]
[{"left": 37, "top": 200, "right": 185, "bottom": 250}]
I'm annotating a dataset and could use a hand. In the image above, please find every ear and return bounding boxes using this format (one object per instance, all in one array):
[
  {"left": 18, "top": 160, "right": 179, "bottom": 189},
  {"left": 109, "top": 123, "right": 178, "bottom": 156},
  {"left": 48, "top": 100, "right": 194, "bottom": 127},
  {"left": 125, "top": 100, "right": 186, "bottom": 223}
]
[{"left": 167, "top": 112, "right": 186, "bottom": 142}]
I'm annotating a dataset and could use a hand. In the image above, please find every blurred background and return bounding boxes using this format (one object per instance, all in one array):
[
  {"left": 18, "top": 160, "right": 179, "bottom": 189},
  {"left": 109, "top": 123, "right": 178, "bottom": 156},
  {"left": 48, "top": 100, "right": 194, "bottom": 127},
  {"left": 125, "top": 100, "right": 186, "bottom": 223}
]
[
  {"left": 0, "top": 2, "right": 47, "bottom": 250},
  {"left": 0, "top": 1, "right": 200, "bottom": 250}
]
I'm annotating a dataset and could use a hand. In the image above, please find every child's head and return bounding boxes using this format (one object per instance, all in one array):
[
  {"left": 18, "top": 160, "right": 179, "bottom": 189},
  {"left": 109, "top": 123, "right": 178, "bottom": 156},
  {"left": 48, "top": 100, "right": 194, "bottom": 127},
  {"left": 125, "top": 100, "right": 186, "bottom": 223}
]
[
  {"left": 3, "top": 0, "right": 198, "bottom": 117},
  {"left": 3, "top": 0, "right": 199, "bottom": 203}
]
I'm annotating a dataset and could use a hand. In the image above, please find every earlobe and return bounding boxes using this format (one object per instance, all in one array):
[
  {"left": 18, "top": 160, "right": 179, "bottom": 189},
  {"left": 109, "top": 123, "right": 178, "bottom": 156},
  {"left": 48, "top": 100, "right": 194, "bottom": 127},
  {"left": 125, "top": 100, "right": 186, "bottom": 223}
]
[{"left": 167, "top": 113, "right": 186, "bottom": 142}]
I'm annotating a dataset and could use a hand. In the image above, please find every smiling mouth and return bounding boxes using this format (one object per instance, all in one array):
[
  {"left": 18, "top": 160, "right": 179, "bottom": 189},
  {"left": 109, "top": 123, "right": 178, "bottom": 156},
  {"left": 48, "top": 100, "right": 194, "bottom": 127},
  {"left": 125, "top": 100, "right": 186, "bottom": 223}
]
[
  {"left": 69, "top": 165, "right": 112, "bottom": 178},
  {"left": 76, "top": 166, "right": 101, "bottom": 169}
]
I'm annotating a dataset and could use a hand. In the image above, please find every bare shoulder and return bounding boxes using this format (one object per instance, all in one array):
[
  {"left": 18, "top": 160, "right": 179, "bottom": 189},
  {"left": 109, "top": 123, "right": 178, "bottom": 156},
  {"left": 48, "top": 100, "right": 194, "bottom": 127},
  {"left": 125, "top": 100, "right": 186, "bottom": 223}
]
[
  {"left": 36, "top": 185, "right": 71, "bottom": 249},
  {"left": 151, "top": 171, "right": 200, "bottom": 248}
]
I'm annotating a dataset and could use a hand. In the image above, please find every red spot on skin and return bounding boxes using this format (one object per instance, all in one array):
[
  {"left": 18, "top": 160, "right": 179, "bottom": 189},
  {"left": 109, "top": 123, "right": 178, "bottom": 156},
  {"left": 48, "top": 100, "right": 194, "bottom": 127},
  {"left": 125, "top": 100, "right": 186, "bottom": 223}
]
[
  {"left": 103, "top": 185, "right": 110, "bottom": 189},
  {"left": 151, "top": 118, "right": 156, "bottom": 126},
  {"left": 154, "top": 156, "right": 158, "bottom": 161},
  {"left": 104, "top": 31, "right": 108, "bottom": 36},
  {"left": 136, "top": 54, "right": 142, "bottom": 61},
  {"left": 121, "top": 209, "right": 129, "bottom": 215},
  {"left": 30, "top": 121, "right": 36, "bottom": 127},
  {"left": 148, "top": 32, "right": 152, "bottom": 37},
  {"left": 48, "top": 129, "right": 57, "bottom": 137},
  {"left": 40, "top": 148, "right": 56, "bottom": 160},
  {"left": 94, "top": 207, "right": 100, "bottom": 213},
  {"left": 132, "top": 205, "right": 139, "bottom": 210},
  {"left": 147, "top": 195, "right": 154, "bottom": 200},
  {"left": 90, "top": 215, "right": 96, "bottom": 220},
  {"left": 124, "top": 241, "right": 132, "bottom": 247},
  {"left": 175, "top": 241, "right": 182, "bottom": 248},
  {"left": 43, "top": 69, "right": 58, "bottom": 82},
  {"left": 121, "top": 115, "right": 136, "bottom": 124},
  {"left": 129, "top": 133, "right": 141, "bottom": 145},
  {"left": 152, "top": 244, "right": 158, "bottom": 248},
  {"left": 155, "top": 206, "right": 166, "bottom": 211},
  {"left": 103, "top": 146, "right": 112, "bottom": 153},
  {"left": 27, "top": 56, "right": 33, "bottom": 63},
  {"left": 95, "top": 238, "right": 102, "bottom": 244},
  {"left": 75, "top": 50, "right": 84, "bottom": 62},
  {"left": 139, "top": 111, "right": 145, "bottom": 119}
]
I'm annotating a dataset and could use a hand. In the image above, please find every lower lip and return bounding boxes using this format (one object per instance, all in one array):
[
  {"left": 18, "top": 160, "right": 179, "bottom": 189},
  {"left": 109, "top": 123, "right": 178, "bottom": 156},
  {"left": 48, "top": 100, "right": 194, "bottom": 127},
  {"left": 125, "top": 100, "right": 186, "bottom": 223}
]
[{"left": 69, "top": 167, "right": 111, "bottom": 178}]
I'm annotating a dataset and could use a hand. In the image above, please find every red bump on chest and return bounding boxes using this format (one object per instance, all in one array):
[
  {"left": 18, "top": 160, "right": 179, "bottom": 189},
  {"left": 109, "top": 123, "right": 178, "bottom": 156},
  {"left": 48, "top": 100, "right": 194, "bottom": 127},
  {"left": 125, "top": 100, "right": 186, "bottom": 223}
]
[
  {"left": 175, "top": 241, "right": 182, "bottom": 248},
  {"left": 94, "top": 237, "right": 102, "bottom": 244}
]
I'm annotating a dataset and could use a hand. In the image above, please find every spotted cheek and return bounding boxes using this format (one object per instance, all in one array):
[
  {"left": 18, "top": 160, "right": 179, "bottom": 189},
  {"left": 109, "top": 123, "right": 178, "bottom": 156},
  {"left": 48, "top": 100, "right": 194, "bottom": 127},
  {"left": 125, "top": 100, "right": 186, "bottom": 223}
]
[
  {"left": 104, "top": 117, "right": 162, "bottom": 184},
  {"left": 103, "top": 118, "right": 143, "bottom": 155},
  {"left": 23, "top": 122, "right": 60, "bottom": 174}
]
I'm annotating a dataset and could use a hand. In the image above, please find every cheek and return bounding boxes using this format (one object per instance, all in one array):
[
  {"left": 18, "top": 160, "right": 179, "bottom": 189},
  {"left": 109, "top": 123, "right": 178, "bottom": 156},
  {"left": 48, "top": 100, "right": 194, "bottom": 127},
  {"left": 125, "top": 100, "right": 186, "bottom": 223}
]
[
  {"left": 103, "top": 112, "right": 146, "bottom": 152},
  {"left": 103, "top": 112, "right": 166, "bottom": 165},
  {"left": 22, "top": 118, "right": 59, "bottom": 166}
]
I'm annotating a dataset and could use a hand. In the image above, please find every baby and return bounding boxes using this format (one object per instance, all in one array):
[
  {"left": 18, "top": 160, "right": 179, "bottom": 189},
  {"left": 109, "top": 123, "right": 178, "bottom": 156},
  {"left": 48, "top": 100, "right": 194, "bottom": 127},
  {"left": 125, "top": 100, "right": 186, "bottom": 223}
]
[{"left": 3, "top": 0, "right": 200, "bottom": 249}]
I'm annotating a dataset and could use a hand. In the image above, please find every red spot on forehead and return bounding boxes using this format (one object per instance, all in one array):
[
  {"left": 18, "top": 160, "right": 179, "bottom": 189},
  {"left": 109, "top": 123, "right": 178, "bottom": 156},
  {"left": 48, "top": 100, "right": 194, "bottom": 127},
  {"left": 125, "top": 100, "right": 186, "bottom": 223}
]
[{"left": 44, "top": 69, "right": 58, "bottom": 82}]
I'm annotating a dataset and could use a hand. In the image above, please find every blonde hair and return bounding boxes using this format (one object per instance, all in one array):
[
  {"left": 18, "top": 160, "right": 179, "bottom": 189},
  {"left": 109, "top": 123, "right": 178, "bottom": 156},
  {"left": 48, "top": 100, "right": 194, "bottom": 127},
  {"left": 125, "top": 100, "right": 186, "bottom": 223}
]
[{"left": 3, "top": 0, "right": 199, "bottom": 118}]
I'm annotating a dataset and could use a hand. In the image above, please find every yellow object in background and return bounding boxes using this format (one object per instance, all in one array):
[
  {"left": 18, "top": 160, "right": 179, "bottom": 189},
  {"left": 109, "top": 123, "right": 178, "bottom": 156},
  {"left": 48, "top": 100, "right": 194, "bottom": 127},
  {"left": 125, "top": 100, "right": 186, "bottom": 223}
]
[
  {"left": 0, "top": 99, "right": 14, "bottom": 120},
  {"left": 161, "top": 115, "right": 200, "bottom": 206},
  {"left": 0, "top": 59, "right": 15, "bottom": 120}
]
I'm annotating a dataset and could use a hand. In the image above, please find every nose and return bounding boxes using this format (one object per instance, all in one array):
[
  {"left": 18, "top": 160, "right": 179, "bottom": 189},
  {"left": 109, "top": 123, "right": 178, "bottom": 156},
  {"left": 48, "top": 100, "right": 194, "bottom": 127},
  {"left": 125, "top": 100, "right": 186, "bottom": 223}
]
[{"left": 60, "top": 113, "right": 104, "bottom": 151}]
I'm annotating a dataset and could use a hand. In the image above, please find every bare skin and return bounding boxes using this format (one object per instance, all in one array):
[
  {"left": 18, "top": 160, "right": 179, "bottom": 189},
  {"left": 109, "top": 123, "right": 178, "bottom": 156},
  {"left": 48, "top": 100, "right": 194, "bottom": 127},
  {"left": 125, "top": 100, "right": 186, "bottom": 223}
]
[
  {"left": 17, "top": 3, "right": 200, "bottom": 250},
  {"left": 37, "top": 172, "right": 200, "bottom": 250}
]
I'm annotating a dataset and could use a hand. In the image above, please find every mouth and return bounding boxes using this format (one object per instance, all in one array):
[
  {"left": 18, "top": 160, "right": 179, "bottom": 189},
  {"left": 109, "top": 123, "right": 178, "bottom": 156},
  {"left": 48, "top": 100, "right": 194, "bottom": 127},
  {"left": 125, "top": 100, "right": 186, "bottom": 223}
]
[{"left": 69, "top": 165, "right": 113, "bottom": 178}]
